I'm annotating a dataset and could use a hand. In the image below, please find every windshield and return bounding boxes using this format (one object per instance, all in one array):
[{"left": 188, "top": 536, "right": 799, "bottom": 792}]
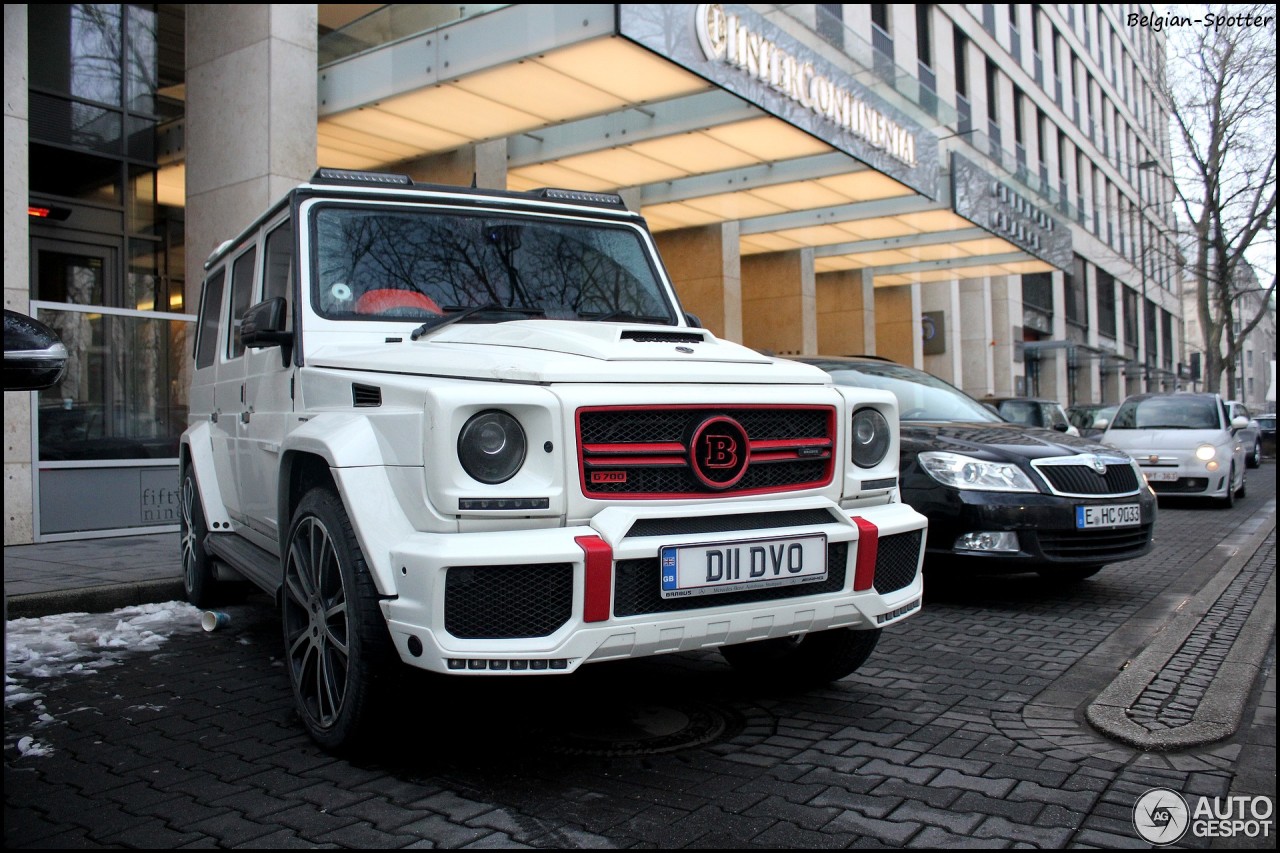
[
  {"left": 1110, "top": 396, "right": 1220, "bottom": 430},
  {"left": 815, "top": 360, "right": 1003, "bottom": 423},
  {"left": 311, "top": 205, "right": 676, "bottom": 323}
]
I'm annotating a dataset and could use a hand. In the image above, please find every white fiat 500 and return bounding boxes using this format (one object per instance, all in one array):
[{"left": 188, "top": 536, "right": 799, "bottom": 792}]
[
  {"left": 180, "top": 169, "right": 928, "bottom": 750},
  {"left": 1102, "top": 392, "right": 1248, "bottom": 507}
]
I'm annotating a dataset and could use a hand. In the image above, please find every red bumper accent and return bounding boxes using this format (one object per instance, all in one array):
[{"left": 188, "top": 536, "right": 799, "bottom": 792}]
[
  {"left": 852, "top": 518, "right": 879, "bottom": 591},
  {"left": 576, "top": 535, "right": 613, "bottom": 623}
]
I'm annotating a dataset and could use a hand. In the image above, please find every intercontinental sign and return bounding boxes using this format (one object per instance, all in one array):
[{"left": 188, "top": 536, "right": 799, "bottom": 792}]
[
  {"left": 617, "top": 4, "right": 939, "bottom": 198},
  {"left": 694, "top": 4, "right": 917, "bottom": 168}
]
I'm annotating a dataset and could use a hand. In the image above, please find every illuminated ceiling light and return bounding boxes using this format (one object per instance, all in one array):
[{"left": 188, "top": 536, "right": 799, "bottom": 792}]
[
  {"left": 535, "top": 37, "right": 713, "bottom": 104},
  {"left": 453, "top": 60, "right": 628, "bottom": 121},
  {"left": 892, "top": 210, "right": 972, "bottom": 232},
  {"left": 817, "top": 171, "right": 913, "bottom": 201},
  {"left": 156, "top": 164, "right": 185, "bottom": 208},
  {"left": 682, "top": 191, "right": 787, "bottom": 219},
  {"left": 702, "top": 117, "right": 832, "bottom": 161},
  {"left": 749, "top": 180, "right": 852, "bottom": 210},
  {"left": 377, "top": 86, "right": 544, "bottom": 141},
  {"left": 28, "top": 204, "right": 72, "bottom": 220},
  {"left": 546, "top": 147, "right": 683, "bottom": 185},
  {"left": 628, "top": 132, "right": 760, "bottom": 173}
]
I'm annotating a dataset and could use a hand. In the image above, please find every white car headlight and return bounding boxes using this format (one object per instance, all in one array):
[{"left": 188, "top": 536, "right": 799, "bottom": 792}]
[
  {"left": 918, "top": 451, "right": 1038, "bottom": 493},
  {"left": 1194, "top": 444, "right": 1217, "bottom": 462},
  {"left": 458, "top": 410, "right": 527, "bottom": 484}
]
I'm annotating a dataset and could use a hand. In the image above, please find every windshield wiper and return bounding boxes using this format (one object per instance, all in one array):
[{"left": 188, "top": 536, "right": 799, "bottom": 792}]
[{"left": 410, "top": 303, "right": 544, "bottom": 341}]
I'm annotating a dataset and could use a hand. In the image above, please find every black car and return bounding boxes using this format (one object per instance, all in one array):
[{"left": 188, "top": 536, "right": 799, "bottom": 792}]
[{"left": 795, "top": 356, "right": 1156, "bottom": 581}]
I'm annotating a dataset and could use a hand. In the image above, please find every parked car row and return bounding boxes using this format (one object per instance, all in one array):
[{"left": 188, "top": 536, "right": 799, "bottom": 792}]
[{"left": 795, "top": 357, "right": 1156, "bottom": 583}]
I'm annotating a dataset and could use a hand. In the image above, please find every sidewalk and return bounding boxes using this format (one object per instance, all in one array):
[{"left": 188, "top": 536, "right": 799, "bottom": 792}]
[{"left": 4, "top": 532, "right": 182, "bottom": 619}]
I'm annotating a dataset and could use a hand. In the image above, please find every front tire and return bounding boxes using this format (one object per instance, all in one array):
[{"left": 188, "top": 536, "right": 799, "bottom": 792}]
[
  {"left": 180, "top": 466, "right": 218, "bottom": 607},
  {"left": 1218, "top": 465, "right": 1237, "bottom": 508},
  {"left": 282, "top": 488, "right": 393, "bottom": 751},
  {"left": 720, "top": 627, "right": 880, "bottom": 688},
  {"left": 1247, "top": 440, "right": 1262, "bottom": 469}
]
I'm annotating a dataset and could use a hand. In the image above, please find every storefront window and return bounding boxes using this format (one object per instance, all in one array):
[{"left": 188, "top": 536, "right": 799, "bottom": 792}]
[{"left": 35, "top": 306, "right": 190, "bottom": 463}]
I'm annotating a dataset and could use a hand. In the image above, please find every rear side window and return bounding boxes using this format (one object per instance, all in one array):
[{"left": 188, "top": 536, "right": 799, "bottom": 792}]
[
  {"left": 228, "top": 247, "right": 258, "bottom": 358},
  {"left": 263, "top": 221, "right": 293, "bottom": 329},
  {"left": 195, "top": 269, "right": 226, "bottom": 369}
]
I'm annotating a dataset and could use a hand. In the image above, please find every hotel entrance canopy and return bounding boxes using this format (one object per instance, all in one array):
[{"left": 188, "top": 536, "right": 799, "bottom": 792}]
[{"left": 315, "top": 4, "right": 1064, "bottom": 285}]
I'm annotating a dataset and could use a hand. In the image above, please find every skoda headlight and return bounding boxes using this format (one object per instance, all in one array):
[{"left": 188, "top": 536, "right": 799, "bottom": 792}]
[
  {"left": 851, "top": 408, "right": 891, "bottom": 468},
  {"left": 918, "top": 451, "right": 1037, "bottom": 492},
  {"left": 458, "top": 410, "right": 527, "bottom": 484}
]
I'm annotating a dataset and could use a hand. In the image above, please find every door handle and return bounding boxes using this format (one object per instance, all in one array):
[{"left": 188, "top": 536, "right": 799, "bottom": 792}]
[{"left": 241, "top": 410, "right": 252, "bottom": 424}]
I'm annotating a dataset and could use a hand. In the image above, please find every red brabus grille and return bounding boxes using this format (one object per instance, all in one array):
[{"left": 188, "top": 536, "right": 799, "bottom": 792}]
[{"left": 577, "top": 405, "right": 836, "bottom": 499}]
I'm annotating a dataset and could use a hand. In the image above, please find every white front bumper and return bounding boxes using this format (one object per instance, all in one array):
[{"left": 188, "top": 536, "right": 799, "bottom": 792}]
[{"left": 381, "top": 498, "right": 926, "bottom": 674}]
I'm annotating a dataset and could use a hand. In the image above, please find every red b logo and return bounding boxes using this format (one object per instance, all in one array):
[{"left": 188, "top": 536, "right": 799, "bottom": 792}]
[{"left": 690, "top": 416, "right": 750, "bottom": 490}]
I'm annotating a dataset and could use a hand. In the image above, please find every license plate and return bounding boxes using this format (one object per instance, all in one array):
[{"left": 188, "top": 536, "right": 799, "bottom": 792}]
[
  {"left": 1076, "top": 504, "right": 1142, "bottom": 529},
  {"left": 660, "top": 534, "right": 827, "bottom": 599},
  {"left": 1143, "top": 469, "right": 1179, "bottom": 482}
]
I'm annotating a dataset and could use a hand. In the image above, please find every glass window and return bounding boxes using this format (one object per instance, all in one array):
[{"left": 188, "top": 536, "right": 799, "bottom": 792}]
[
  {"left": 1112, "top": 396, "right": 1219, "bottom": 430},
  {"left": 312, "top": 207, "right": 675, "bottom": 324},
  {"left": 228, "top": 247, "right": 258, "bottom": 358},
  {"left": 263, "top": 221, "right": 294, "bottom": 329},
  {"left": 37, "top": 308, "right": 189, "bottom": 461},
  {"left": 195, "top": 268, "right": 225, "bottom": 369}
]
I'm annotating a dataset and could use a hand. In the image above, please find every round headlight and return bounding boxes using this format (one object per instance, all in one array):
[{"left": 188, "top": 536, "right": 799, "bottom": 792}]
[
  {"left": 851, "top": 408, "right": 891, "bottom": 468},
  {"left": 1194, "top": 444, "right": 1216, "bottom": 462},
  {"left": 458, "top": 410, "right": 527, "bottom": 484}
]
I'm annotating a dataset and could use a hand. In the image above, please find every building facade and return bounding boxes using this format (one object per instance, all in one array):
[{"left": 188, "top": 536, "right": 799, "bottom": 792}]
[{"left": 5, "top": 3, "right": 1180, "bottom": 544}]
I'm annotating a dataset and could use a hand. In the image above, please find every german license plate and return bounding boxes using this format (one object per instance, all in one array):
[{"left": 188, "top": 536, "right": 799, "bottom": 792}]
[
  {"left": 1143, "top": 469, "right": 1179, "bottom": 482},
  {"left": 1076, "top": 504, "right": 1141, "bottom": 529},
  {"left": 659, "top": 534, "right": 827, "bottom": 599}
]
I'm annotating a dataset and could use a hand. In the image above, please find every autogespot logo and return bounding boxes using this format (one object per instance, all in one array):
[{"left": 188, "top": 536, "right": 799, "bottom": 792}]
[{"left": 1134, "top": 788, "right": 1190, "bottom": 845}]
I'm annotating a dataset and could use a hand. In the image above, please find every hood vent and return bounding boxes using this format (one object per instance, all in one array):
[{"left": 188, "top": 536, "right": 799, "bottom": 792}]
[
  {"left": 352, "top": 383, "right": 382, "bottom": 407},
  {"left": 620, "top": 330, "right": 707, "bottom": 344}
]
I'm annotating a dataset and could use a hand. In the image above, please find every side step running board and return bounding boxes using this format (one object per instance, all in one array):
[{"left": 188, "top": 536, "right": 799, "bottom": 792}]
[{"left": 205, "top": 532, "right": 281, "bottom": 597}]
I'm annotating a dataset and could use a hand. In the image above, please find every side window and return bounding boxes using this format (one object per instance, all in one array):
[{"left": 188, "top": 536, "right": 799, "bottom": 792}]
[
  {"left": 195, "top": 269, "right": 226, "bottom": 369},
  {"left": 263, "top": 220, "right": 293, "bottom": 330},
  {"left": 227, "top": 247, "right": 258, "bottom": 359}
]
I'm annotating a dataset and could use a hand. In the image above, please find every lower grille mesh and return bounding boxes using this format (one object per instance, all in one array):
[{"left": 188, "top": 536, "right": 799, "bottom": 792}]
[
  {"left": 874, "top": 531, "right": 922, "bottom": 594},
  {"left": 445, "top": 563, "right": 573, "bottom": 639}
]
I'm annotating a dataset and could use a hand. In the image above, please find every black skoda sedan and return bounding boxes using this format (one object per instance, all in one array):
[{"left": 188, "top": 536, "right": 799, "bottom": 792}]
[{"left": 796, "top": 356, "right": 1156, "bottom": 581}]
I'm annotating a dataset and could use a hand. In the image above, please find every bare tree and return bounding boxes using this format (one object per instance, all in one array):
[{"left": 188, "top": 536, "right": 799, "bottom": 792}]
[{"left": 1165, "top": 4, "right": 1276, "bottom": 394}]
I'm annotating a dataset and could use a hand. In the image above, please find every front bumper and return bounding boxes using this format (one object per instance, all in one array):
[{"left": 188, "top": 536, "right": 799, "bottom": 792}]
[
  {"left": 380, "top": 498, "right": 926, "bottom": 674},
  {"left": 911, "top": 484, "right": 1156, "bottom": 569},
  {"left": 1138, "top": 463, "right": 1231, "bottom": 497}
]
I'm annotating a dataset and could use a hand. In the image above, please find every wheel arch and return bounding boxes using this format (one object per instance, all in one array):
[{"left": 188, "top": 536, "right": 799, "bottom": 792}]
[{"left": 180, "top": 422, "right": 232, "bottom": 529}]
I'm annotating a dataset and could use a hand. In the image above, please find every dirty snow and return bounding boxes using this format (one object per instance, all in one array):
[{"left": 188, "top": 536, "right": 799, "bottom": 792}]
[{"left": 5, "top": 601, "right": 204, "bottom": 758}]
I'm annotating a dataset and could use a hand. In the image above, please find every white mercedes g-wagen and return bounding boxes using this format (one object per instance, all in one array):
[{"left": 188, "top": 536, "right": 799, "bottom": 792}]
[{"left": 181, "top": 168, "right": 927, "bottom": 749}]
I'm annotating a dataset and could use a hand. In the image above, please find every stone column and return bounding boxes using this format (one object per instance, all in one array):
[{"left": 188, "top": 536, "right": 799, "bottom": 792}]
[
  {"left": 4, "top": 4, "right": 33, "bottom": 544},
  {"left": 874, "top": 283, "right": 922, "bottom": 367},
  {"left": 989, "top": 275, "right": 1021, "bottom": 396},
  {"left": 959, "top": 276, "right": 995, "bottom": 397},
  {"left": 920, "top": 279, "right": 962, "bottom": 383},
  {"left": 741, "top": 249, "right": 815, "bottom": 356},
  {"left": 654, "top": 223, "right": 742, "bottom": 341},
  {"left": 185, "top": 5, "right": 318, "bottom": 310},
  {"left": 816, "top": 268, "right": 875, "bottom": 356},
  {"left": 404, "top": 139, "right": 507, "bottom": 189}
]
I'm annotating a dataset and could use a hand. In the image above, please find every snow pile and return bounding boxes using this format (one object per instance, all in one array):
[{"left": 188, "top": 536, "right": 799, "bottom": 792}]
[{"left": 5, "top": 601, "right": 203, "bottom": 691}]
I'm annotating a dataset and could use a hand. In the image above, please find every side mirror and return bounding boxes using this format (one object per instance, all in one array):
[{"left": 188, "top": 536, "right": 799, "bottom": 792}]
[
  {"left": 4, "top": 309, "right": 68, "bottom": 392},
  {"left": 1230, "top": 415, "right": 1249, "bottom": 430},
  {"left": 1052, "top": 422, "right": 1070, "bottom": 433},
  {"left": 684, "top": 311, "right": 703, "bottom": 329},
  {"left": 1093, "top": 418, "right": 1109, "bottom": 430},
  {"left": 240, "top": 298, "right": 293, "bottom": 366}
]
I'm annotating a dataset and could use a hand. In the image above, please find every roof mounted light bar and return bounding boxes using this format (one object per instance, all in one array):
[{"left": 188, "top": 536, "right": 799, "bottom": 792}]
[
  {"left": 535, "top": 188, "right": 627, "bottom": 209},
  {"left": 311, "top": 168, "right": 413, "bottom": 186}
]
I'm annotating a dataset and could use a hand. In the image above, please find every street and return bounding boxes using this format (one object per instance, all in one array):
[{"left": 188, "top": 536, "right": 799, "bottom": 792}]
[{"left": 5, "top": 465, "right": 1276, "bottom": 849}]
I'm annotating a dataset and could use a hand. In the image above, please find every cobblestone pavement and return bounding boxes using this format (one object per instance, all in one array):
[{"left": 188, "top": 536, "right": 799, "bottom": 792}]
[{"left": 5, "top": 465, "right": 1276, "bottom": 848}]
